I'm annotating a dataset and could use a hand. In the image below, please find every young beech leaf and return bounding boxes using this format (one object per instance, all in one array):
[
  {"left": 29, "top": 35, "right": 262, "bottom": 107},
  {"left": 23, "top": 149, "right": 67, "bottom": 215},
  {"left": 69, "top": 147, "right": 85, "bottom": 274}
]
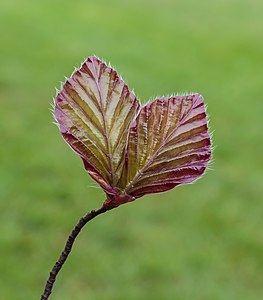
[
  {"left": 118, "top": 95, "right": 211, "bottom": 198},
  {"left": 55, "top": 56, "right": 140, "bottom": 199},
  {"left": 54, "top": 56, "right": 211, "bottom": 208}
]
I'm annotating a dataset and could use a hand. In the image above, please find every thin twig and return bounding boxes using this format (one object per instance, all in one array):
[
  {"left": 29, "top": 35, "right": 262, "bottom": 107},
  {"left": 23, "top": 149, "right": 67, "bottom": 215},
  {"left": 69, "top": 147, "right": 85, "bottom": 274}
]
[{"left": 40, "top": 204, "right": 110, "bottom": 300}]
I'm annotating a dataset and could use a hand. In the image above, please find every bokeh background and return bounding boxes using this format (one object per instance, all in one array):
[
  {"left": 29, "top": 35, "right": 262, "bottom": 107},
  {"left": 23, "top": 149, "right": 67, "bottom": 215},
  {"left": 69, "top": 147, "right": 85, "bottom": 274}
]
[{"left": 1, "top": 0, "right": 263, "bottom": 299}]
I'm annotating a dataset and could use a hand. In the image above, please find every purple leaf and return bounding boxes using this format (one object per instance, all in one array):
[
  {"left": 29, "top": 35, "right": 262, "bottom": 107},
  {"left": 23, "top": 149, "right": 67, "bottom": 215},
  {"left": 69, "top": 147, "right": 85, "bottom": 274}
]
[
  {"left": 55, "top": 56, "right": 140, "bottom": 200},
  {"left": 118, "top": 94, "right": 211, "bottom": 199},
  {"left": 54, "top": 57, "right": 211, "bottom": 207}
]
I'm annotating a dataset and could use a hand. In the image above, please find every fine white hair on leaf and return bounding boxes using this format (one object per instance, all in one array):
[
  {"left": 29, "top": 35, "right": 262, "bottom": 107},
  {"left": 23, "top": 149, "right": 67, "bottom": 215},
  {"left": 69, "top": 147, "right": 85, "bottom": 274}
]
[
  {"left": 49, "top": 101, "right": 55, "bottom": 111},
  {"left": 142, "top": 91, "right": 199, "bottom": 107},
  {"left": 59, "top": 80, "right": 66, "bottom": 91},
  {"left": 52, "top": 121, "right": 60, "bottom": 129},
  {"left": 87, "top": 184, "right": 102, "bottom": 190}
]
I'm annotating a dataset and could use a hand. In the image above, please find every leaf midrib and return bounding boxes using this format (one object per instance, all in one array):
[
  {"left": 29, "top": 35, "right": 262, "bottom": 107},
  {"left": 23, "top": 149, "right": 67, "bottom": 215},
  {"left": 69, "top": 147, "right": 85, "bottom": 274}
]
[{"left": 91, "top": 60, "right": 116, "bottom": 187}]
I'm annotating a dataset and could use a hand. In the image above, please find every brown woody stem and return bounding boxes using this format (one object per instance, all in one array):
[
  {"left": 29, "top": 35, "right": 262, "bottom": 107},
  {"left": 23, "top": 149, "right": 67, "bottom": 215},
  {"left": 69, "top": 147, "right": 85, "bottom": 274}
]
[{"left": 40, "top": 204, "right": 111, "bottom": 300}]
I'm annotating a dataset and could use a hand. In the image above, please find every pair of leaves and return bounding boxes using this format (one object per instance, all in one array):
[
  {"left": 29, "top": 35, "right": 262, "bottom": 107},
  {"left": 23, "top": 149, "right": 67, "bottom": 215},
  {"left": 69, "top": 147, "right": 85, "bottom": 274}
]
[{"left": 55, "top": 56, "right": 211, "bottom": 207}]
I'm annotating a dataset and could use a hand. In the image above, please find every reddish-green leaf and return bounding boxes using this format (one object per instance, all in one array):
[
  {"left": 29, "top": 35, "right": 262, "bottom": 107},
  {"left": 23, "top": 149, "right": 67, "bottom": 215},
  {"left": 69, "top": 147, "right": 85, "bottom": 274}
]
[
  {"left": 55, "top": 57, "right": 211, "bottom": 207},
  {"left": 118, "top": 94, "right": 211, "bottom": 198},
  {"left": 55, "top": 56, "right": 140, "bottom": 198}
]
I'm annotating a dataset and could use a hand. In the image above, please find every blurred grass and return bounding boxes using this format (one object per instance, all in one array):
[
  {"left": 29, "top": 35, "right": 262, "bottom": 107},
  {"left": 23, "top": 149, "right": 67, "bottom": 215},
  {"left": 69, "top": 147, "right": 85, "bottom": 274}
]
[{"left": 0, "top": 0, "right": 263, "bottom": 299}]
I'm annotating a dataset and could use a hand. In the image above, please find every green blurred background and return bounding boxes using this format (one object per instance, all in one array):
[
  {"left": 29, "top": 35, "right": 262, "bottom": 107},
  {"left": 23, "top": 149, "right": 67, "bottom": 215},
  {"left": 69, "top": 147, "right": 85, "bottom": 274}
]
[{"left": 1, "top": 0, "right": 263, "bottom": 299}]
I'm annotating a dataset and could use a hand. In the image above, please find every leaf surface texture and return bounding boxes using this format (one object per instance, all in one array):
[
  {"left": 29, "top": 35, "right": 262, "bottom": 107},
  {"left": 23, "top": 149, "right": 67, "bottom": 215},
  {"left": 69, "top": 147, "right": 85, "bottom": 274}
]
[
  {"left": 118, "top": 95, "right": 211, "bottom": 198},
  {"left": 55, "top": 56, "right": 140, "bottom": 196},
  {"left": 55, "top": 56, "right": 211, "bottom": 205}
]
